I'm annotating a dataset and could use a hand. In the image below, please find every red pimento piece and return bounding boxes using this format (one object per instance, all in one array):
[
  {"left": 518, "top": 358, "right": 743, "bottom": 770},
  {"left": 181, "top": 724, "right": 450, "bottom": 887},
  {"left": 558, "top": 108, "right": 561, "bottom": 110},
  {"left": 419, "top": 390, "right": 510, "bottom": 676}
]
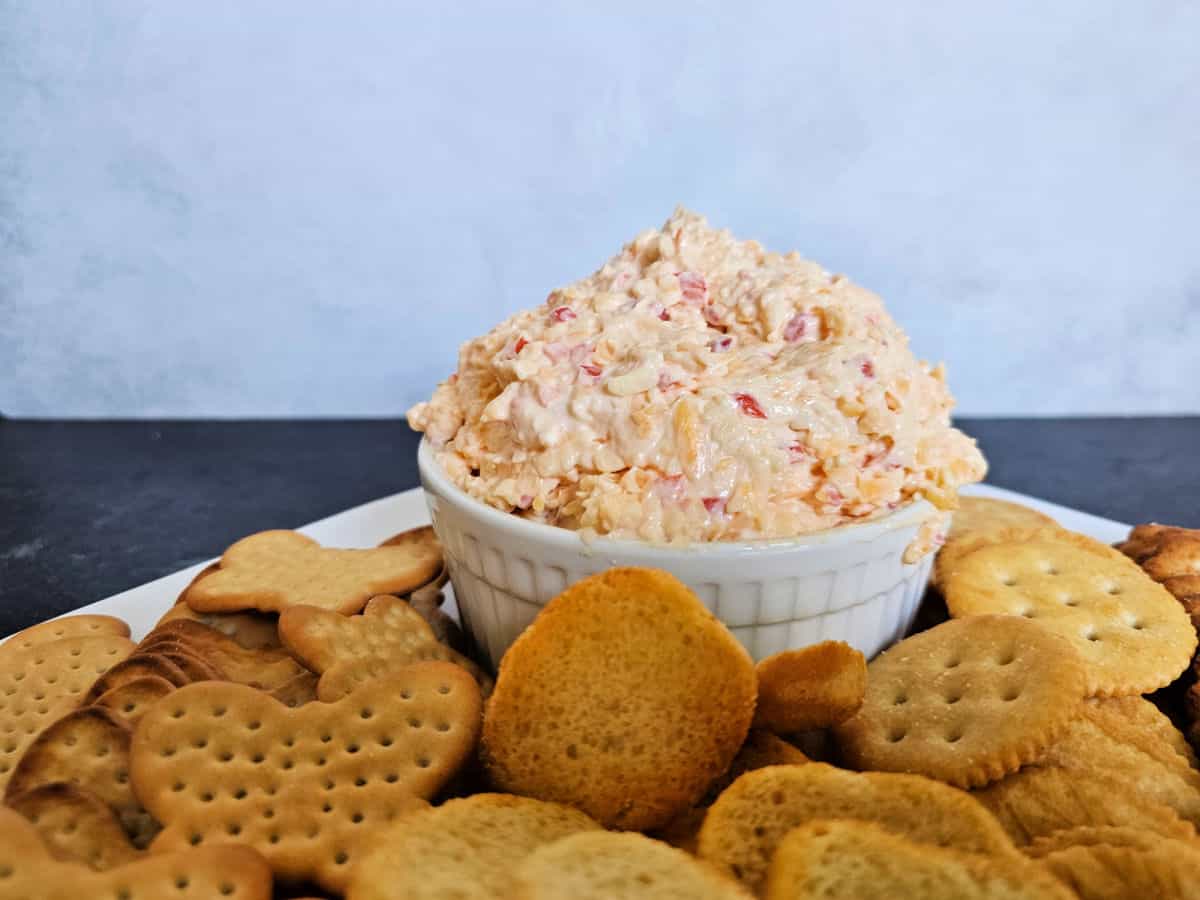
[
  {"left": 710, "top": 336, "right": 733, "bottom": 353},
  {"left": 580, "top": 363, "right": 602, "bottom": 377},
  {"left": 733, "top": 392, "right": 767, "bottom": 419},
  {"left": 550, "top": 306, "right": 577, "bottom": 323},
  {"left": 657, "top": 371, "right": 680, "bottom": 392},
  {"left": 703, "top": 305, "right": 725, "bottom": 327},
  {"left": 860, "top": 359, "right": 875, "bottom": 378},
  {"left": 658, "top": 309, "right": 671, "bottom": 322},
  {"left": 784, "top": 312, "right": 819, "bottom": 343},
  {"left": 702, "top": 496, "right": 726, "bottom": 513},
  {"left": 678, "top": 271, "right": 707, "bottom": 302},
  {"left": 514, "top": 337, "right": 529, "bottom": 354},
  {"left": 788, "top": 441, "right": 810, "bottom": 461},
  {"left": 517, "top": 494, "right": 533, "bottom": 510}
]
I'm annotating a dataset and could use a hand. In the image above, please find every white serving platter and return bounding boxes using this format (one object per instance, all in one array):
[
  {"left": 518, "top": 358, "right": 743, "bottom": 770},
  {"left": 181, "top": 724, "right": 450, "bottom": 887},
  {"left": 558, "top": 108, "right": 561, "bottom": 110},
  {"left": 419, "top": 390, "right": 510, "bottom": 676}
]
[{"left": 39, "top": 484, "right": 1129, "bottom": 642}]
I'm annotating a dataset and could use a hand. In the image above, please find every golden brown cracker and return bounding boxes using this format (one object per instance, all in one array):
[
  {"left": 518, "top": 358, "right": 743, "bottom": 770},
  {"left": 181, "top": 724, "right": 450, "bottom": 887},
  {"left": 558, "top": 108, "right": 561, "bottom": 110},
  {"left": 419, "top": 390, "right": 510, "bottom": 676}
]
[
  {"left": 84, "top": 654, "right": 190, "bottom": 702},
  {"left": 408, "top": 590, "right": 471, "bottom": 655},
  {"left": 482, "top": 567, "right": 757, "bottom": 832},
  {"left": 696, "top": 763, "right": 1019, "bottom": 894},
  {"left": 942, "top": 539, "right": 1196, "bottom": 695},
  {"left": 0, "top": 616, "right": 130, "bottom": 658},
  {"left": 1098, "top": 694, "right": 1199, "bottom": 768},
  {"left": 345, "top": 793, "right": 601, "bottom": 900},
  {"left": 268, "top": 670, "right": 320, "bottom": 708},
  {"left": 0, "top": 634, "right": 134, "bottom": 794},
  {"left": 379, "top": 524, "right": 441, "bottom": 554},
  {"left": 0, "top": 806, "right": 273, "bottom": 900},
  {"left": 7, "top": 783, "right": 142, "bottom": 869},
  {"left": 763, "top": 819, "right": 1072, "bottom": 900},
  {"left": 1040, "top": 842, "right": 1200, "bottom": 900},
  {"left": 185, "top": 529, "right": 442, "bottom": 615},
  {"left": 159, "top": 596, "right": 283, "bottom": 652},
  {"left": 753, "top": 641, "right": 866, "bottom": 734},
  {"left": 140, "top": 619, "right": 307, "bottom": 691},
  {"left": 1025, "top": 826, "right": 1171, "bottom": 858},
  {"left": 4, "top": 706, "right": 154, "bottom": 845},
  {"left": 130, "top": 662, "right": 480, "bottom": 893},
  {"left": 279, "top": 595, "right": 490, "bottom": 702},
  {"left": 973, "top": 764, "right": 1196, "bottom": 846},
  {"left": 510, "top": 831, "right": 749, "bottom": 900},
  {"left": 933, "top": 497, "right": 1061, "bottom": 586},
  {"left": 834, "top": 615, "right": 1087, "bottom": 788},
  {"left": 92, "top": 675, "right": 177, "bottom": 727}
]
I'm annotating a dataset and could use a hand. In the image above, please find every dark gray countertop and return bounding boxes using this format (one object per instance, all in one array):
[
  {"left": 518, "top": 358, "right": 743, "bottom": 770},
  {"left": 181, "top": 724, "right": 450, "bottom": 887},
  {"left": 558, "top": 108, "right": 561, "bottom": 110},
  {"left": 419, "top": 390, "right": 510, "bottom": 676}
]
[{"left": 0, "top": 417, "right": 1196, "bottom": 634}]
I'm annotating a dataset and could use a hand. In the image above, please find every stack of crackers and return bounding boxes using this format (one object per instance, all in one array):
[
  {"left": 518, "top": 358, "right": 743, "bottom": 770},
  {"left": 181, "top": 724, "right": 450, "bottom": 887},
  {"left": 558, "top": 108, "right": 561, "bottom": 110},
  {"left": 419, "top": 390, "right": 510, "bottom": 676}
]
[{"left": 1, "top": 503, "right": 1199, "bottom": 899}]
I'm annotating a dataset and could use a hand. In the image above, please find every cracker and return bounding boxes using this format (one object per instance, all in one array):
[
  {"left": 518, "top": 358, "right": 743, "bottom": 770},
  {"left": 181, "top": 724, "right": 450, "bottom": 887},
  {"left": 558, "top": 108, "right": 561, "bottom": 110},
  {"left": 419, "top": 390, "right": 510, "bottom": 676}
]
[
  {"left": 510, "top": 831, "right": 749, "bottom": 900},
  {"left": 140, "top": 619, "right": 307, "bottom": 691},
  {"left": 1098, "top": 695, "right": 1198, "bottom": 768},
  {"left": 160, "top": 593, "right": 284, "bottom": 652},
  {"left": 7, "top": 783, "right": 142, "bottom": 869},
  {"left": 753, "top": 641, "right": 866, "bottom": 734},
  {"left": 408, "top": 590, "right": 471, "bottom": 655},
  {"left": 696, "top": 762, "right": 1019, "bottom": 894},
  {"left": 1037, "top": 697, "right": 1200, "bottom": 826},
  {"left": 4, "top": 706, "right": 155, "bottom": 845},
  {"left": 1040, "top": 842, "right": 1200, "bottom": 900},
  {"left": 763, "top": 819, "right": 1073, "bottom": 900},
  {"left": 482, "top": 567, "right": 757, "bottom": 831},
  {"left": 1025, "top": 826, "right": 1169, "bottom": 858},
  {"left": 269, "top": 671, "right": 320, "bottom": 708},
  {"left": 834, "top": 615, "right": 1087, "bottom": 788},
  {"left": 0, "top": 616, "right": 130, "bottom": 658},
  {"left": 84, "top": 654, "right": 191, "bottom": 702},
  {"left": 942, "top": 539, "right": 1197, "bottom": 695},
  {"left": 0, "top": 806, "right": 273, "bottom": 900},
  {"left": 933, "top": 497, "right": 1061, "bottom": 586},
  {"left": 345, "top": 793, "right": 600, "bottom": 900},
  {"left": 130, "top": 661, "right": 481, "bottom": 893},
  {"left": 379, "top": 524, "right": 441, "bottom": 554},
  {"left": 185, "top": 529, "right": 442, "bottom": 615},
  {"left": 973, "top": 764, "right": 1196, "bottom": 846},
  {"left": 91, "top": 675, "right": 177, "bottom": 726},
  {"left": 279, "top": 595, "right": 491, "bottom": 702},
  {"left": 0, "top": 634, "right": 134, "bottom": 794}
]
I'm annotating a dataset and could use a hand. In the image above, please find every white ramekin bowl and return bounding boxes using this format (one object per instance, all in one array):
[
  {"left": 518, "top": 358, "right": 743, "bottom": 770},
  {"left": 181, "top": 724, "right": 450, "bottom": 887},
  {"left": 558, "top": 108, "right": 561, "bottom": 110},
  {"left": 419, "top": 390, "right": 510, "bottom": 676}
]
[{"left": 418, "top": 440, "right": 939, "bottom": 670}]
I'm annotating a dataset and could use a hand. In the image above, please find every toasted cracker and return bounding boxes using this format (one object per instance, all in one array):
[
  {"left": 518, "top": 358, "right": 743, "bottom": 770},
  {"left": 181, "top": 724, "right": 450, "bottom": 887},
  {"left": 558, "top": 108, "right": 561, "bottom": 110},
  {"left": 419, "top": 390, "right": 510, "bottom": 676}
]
[
  {"left": 0, "top": 806, "right": 272, "bottom": 899},
  {"left": 130, "top": 662, "right": 480, "bottom": 893},
  {"left": 973, "top": 764, "right": 1196, "bottom": 846},
  {"left": 185, "top": 529, "right": 442, "bottom": 615},
  {"left": 268, "top": 670, "right": 320, "bottom": 708},
  {"left": 1037, "top": 697, "right": 1200, "bottom": 827},
  {"left": 696, "top": 763, "right": 1019, "bottom": 894},
  {"left": 345, "top": 793, "right": 600, "bottom": 900},
  {"left": 933, "top": 498, "right": 1061, "bottom": 586},
  {"left": 0, "top": 616, "right": 130, "bottom": 659},
  {"left": 279, "top": 595, "right": 491, "bottom": 702},
  {"left": 834, "top": 615, "right": 1087, "bottom": 788},
  {"left": 0, "top": 635, "right": 134, "bottom": 794},
  {"left": 7, "top": 783, "right": 142, "bottom": 869},
  {"left": 942, "top": 539, "right": 1196, "bottom": 695},
  {"left": 482, "top": 567, "right": 757, "bottom": 831},
  {"left": 1025, "top": 826, "right": 1172, "bottom": 858},
  {"left": 140, "top": 619, "right": 307, "bottom": 691},
  {"left": 754, "top": 641, "right": 866, "bottom": 734},
  {"left": 764, "top": 819, "right": 1072, "bottom": 900},
  {"left": 4, "top": 706, "right": 154, "bottom": 845},
  {"left": 408, "top": 590, "right": 471, "bottom": 654},
  {"left": 160, "top": 592, "right": 284, "bottom": 653},
  {"left": 1040, "top": 842, "right": 1200, "bottom": 900},
  {"left": 84, "top": 654, "right": 190, "bottom": 702},
  {"left": 1098, "top": 695, "right": 1198, "bottom": 768},
  {"left": 511, "top": 831, "right": 749, "bottom": 900},
  {"left": 92, "top": 675, "right": 177, "bottom": 727},
  {"left": 379, "top": 524, "right": 441, "bottom": 554}
]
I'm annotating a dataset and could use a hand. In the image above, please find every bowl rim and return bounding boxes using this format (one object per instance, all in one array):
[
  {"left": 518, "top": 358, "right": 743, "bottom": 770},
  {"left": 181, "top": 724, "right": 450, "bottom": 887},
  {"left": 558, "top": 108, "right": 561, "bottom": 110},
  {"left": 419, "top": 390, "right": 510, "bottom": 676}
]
[{"left": 417, "top": 439, "right": 938, "bottom": 557}]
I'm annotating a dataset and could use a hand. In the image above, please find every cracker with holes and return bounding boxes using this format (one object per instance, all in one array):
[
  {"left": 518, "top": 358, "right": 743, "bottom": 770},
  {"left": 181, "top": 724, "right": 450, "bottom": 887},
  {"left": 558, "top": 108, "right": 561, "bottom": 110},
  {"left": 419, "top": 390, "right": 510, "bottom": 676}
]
[
  {"left": 7, "top": 783, "right": 142, "bottom": 869},
  {"left": 4, "top": 706, "right": 156, "bottom": 845},
  {"left": 129, "top": 661, "right": 480, "bottom": 893},
  {"left": 933, "top": 497, "right": 1062, "bottom": 586},
  {"left": 834, "top": 615, "right": 1087, "bottom": 788},
  {"left": 279, "top": 595, "right": 492, "bottom": 702},
  {"left": 942, "top": 539, "right": 1197, "bottom": 695},
  {"left": 1118, "top": 523, "right": 1200, "bottom": 619},
  {"left": 482, "top": 567, "right": 757, "bottom": 832},
  {"left": 0, "top": 616, "right": 130, "bottom": 660},
  {"left": 92, "top": 675, "right": 178, "bottom": 727},
  {"left": 184, "top": 530, "right": 442, "bottom": 615},
  {"left": 163, "top": 564, "right": 285, "bottom": 651},
  {"left": 0, "top": 634, "right": 134, "bottom": 793},
  {"left": 754, "top": 641, "right": 866, "bottom": 734},
  {"left": 973, "top": 764, "right": 1196, "bottom": 846},
  {"left": 696, "top": 762, "right": 1019, "bottom": 895},
  {"left": 345, "top": 793, "right": 600, "bottom": 900},
  {"left": 763, "top": 820, "right": 1072, "bottom": 900},
  {"left": 1040, "top": 841, "right": 1200, "bottom": 900},
  {"left": 140, "top": 620, "right": 307, "bottom": 692},
  {"left": 84, "top": 654, "right": 193, "bottom": 702},
  {"left": 510, "top": 831, "right": 750, "bottom": 900},
  {"left": 0, "top": 806, "right": 273, "bottom": 900}
]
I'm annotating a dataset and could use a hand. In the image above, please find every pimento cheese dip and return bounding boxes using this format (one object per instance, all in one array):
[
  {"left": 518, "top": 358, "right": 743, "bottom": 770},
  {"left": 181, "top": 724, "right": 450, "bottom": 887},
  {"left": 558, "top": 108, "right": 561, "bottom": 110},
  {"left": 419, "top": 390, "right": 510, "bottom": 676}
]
[{"left": 409, "top": 209, "right": 986, "bottom": 555}]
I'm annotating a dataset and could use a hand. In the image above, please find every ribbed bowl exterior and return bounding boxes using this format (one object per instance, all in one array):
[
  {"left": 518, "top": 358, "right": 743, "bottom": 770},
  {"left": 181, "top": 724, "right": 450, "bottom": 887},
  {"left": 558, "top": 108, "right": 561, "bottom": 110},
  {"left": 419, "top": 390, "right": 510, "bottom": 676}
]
[{"left": 419, "top": 441, "right": 936, "bottom": 670}]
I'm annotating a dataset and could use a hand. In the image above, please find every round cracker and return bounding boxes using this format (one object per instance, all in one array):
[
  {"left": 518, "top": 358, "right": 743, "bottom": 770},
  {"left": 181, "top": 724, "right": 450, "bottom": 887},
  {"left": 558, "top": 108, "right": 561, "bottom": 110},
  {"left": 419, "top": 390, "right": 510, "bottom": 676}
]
[
  {"left": 1025, "top": 826, "right": 1175, "bottom": 859},
  {"left": 941, "top": 539, "right": 1196, "bottom": 695},
  {"left": 1041, "top": 841, "right": 1200, "bottom": 899},
  {"left": 834, "top": 615, "right": 1087, "bottom": 788}
]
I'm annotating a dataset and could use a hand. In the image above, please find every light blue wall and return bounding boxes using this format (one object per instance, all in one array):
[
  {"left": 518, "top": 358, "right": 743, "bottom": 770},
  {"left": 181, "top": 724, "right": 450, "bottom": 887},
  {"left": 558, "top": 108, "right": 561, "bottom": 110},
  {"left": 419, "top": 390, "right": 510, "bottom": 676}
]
[{"left": 2, "top": 1, "right": 1197, "bottom": 417}]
